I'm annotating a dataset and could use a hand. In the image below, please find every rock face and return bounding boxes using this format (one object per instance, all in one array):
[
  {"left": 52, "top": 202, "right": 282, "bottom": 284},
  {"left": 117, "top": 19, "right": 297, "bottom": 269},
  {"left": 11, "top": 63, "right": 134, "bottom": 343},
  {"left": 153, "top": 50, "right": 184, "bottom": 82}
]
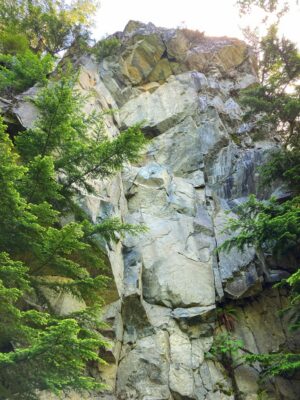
[{"left": 8, "top": 21, "right": 298, "bottom": 400}]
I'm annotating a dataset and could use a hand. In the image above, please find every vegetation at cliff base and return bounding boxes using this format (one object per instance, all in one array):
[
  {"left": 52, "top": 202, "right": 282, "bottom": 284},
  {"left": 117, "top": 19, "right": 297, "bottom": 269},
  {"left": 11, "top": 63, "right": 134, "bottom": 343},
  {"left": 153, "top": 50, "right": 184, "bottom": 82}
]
[
  {"left": 0, "top": 1, "right": 147, "bottom": 398},
  {"left": 0, "top": 77, "right": 146, "bottom": 398}
]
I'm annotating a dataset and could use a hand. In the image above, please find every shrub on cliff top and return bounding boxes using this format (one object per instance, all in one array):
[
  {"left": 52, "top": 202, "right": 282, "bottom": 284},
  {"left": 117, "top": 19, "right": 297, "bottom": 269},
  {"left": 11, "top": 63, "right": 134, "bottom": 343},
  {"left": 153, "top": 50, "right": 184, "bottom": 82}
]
[{"left": 92, "top": 37, "right": 121, "bottom": 61}]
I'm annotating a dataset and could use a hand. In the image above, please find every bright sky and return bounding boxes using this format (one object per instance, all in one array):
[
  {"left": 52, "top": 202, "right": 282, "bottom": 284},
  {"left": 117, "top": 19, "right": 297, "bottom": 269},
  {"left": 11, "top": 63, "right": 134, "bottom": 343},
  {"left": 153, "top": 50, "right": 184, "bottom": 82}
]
[{"left": 92, "top": 0, "right": 300, "bottom": 47}]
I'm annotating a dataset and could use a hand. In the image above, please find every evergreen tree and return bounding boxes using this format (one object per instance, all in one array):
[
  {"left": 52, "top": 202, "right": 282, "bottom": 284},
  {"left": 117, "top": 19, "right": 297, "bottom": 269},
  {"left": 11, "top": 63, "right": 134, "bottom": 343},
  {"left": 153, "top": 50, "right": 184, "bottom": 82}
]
[
  {"left": 0, "top": 51, "right": 54, "bottom": 95},
  {"left": 0, "top": 118, "right": 105, "bottom": 398},
  {"left": 0, "top": 0, "right": 99, "bottom": 96},
  {"left": 0, "top": 64, "right": 146, "bottom": 397}
]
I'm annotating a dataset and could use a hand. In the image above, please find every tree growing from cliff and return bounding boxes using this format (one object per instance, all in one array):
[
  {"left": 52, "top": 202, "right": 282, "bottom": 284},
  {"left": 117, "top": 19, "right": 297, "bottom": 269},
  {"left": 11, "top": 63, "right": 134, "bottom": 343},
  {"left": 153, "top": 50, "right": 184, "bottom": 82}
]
[
  {"left": 0, "top": 64, "right": 146, "bottom": 398},
  {"left": 0, "top": 51, "right": 54, "bottom": 95}
]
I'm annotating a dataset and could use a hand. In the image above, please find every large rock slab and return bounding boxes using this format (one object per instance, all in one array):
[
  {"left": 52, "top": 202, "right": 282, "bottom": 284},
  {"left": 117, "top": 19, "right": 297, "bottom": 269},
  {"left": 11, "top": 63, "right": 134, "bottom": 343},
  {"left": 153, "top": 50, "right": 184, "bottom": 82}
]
[
  {"left": 116, "top": 332, "right": 170, "bottom": 399},
  {"left": 137, "top": 215, "right": 215, "bottom": 308},
  {"left": 120, "top": 72, "right": 199, "bottom": 133},
  {"left": 120, "top": 33, "right": 165, "bottom": 85}
]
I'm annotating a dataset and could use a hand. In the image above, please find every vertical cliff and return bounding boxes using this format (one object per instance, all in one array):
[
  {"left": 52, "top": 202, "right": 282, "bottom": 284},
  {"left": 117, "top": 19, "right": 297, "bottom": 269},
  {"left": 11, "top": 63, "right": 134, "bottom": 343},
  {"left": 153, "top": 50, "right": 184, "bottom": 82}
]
[{"left": 7, "top": 21, "right": 299, "bottom": 400}]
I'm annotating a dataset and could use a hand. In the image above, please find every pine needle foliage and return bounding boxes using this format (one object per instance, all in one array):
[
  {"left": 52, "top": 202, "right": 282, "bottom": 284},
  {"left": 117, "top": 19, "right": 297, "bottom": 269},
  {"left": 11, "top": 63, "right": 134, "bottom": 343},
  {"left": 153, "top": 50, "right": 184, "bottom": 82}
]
[
  {"left": 0, "top": 51, "right": 54, "bottom": 95},
  {"left": 0, "top": 1, "right": 100, "bottom": 96},
  {"left": 93, "top": 37, "right": 121, "bottom": 62},
  {"left": 245, "top": 352, "right": 300, "bottom": 379},
  {"left": 0, "top": 65, "right": 146, "bottom": 397},
  {"left": 15, "top": 74, "right": 146, "bottom": 204},
  {"left": 241, "top": 25, "right": 300, "bottom": 148},
  {"left": 219, "top": 194, "right": 300, "bottom": 258}
]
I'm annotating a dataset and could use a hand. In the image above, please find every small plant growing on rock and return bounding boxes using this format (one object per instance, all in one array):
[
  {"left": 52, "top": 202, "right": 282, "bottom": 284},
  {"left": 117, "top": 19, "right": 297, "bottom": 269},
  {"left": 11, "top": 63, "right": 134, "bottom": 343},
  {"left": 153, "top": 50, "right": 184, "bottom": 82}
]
[
  {"left": 208, "top": 332, "right": 244, "bottom": 367},
  {"left": 216, "top": 305, "right": 239, "bottom": 331},
  {"left": 93, "top": 37, "right": 121, "bottom": 61}
]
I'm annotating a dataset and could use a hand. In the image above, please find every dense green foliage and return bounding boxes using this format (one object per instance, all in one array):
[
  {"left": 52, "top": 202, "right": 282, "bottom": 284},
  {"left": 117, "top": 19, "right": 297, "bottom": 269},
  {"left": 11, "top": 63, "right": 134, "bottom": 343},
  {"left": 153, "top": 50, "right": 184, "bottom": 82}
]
[
  {"left": 0, "top": 51, "right": 54, "bottom": 94},
  {"left": 0, "top": 115, "right": 106, "bottom": 398},
  {"left": 0, "top": 1, "right": 147, "bottom": 394},
  {"left": 0, "top": 30, "right": 29, "bottom": 55},
  {"left": 260, "top": 148, "right": 300, "bottom": 193},
  {"left": 93, "top": 37, "right": 121, "bottom": 62},
  {"left": 0, "top": 70, "right": 146, "bottom": 397},
  {"left": 0, "top": 0, "right": 98, "bottom": 55},
  {"left": 0, "top": 0, "right": 99, "bottom": 96},
  {"left": 0, "top": 251, "right": 107, "bottom": 397},
  {"left": 241, "top": 25, "right": 300, "bottom": 147},
  {"left": 245, "top": 352, "right": 300, "bottom": 378},
  {"left": 15, "top": 74, "right": 146, "bottom": 205},
  {"left": 219, "top": 195, "right": 300, "bottom": 258},
  {"left": 233, "top": 6, "right": 300, "bottom": 267}
]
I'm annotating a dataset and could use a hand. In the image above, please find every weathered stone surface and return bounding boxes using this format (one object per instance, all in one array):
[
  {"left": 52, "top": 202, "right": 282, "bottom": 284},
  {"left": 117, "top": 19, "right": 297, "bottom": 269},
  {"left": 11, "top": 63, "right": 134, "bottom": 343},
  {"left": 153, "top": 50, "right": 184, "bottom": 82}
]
[
  {"left": 40, "top": 391, "right": 117, "bottom": 400},
  {"left": 13, "top": 87, "right": 39, "bottom": 128},
  {"left": 206, "top": 141, "right": 277, "bottom": 199},
  {"left": 102, "top": 300, "right": 123, "bottom": 343},
  {"left": 168, "top": 177, "right": 196, "bottom": 216},
  {"left": 228, "top": 289, "right": 295, "bottom": 399},
  {"left": 171, "top": 305, "right": 215, "bottom": 321},
  {"left": 120, "top": 72, "right": 199, "bottom": 133},
  {"left": 143, "top": 301, "right": 174, "bottom": 330},
  {"left": 121, "top": 34, "right": 165, "bottom": 85},
  {"left": 212, "top": 196, "right": 270, "bottom": 299},
  {"left": 196, "top": 360, "right": 234, "bottom": 400},
  {"left": 142, "top": 248, "right": 215, "bottom": 308},
  {"left": 185, "top": 39, "right": 249, "bottom": 74},
  {"left": 135, "top": 163, "right": 171, "bottom": 188},
  {"left": 166, "top": 29, "right": 190, "bottom": 61},
  {"left": 147, "top": 58, "right": 173, "bottom": 83},
  {"left": 6, "top": 20, "right": 297, "bottom": 400},
  {"left": 122, "top": 294, "right": 154, "bottom": 343},
  {"left": 139, "top": 81, "right": 160, "bottom": 92},
  {"left": 146, "top": 116, "right": 203, "bottom": 175},
  {"left": 169, "top": 331, "right": 195, "bottom": 397},
  {"left": 224, "top": 264, "right": 262, "bottom": 299},
  {"left": 116, "top": 332, "right": 170, "bottom": 399},
  {"left": 75, "top": 24, "right": 294, "bottom": 399},
  {"left": 139, "top": 215, "right": 215, "bottom": 308},
  {"left": 234, "top": 366, "right": 259, "bottom": 399}
]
